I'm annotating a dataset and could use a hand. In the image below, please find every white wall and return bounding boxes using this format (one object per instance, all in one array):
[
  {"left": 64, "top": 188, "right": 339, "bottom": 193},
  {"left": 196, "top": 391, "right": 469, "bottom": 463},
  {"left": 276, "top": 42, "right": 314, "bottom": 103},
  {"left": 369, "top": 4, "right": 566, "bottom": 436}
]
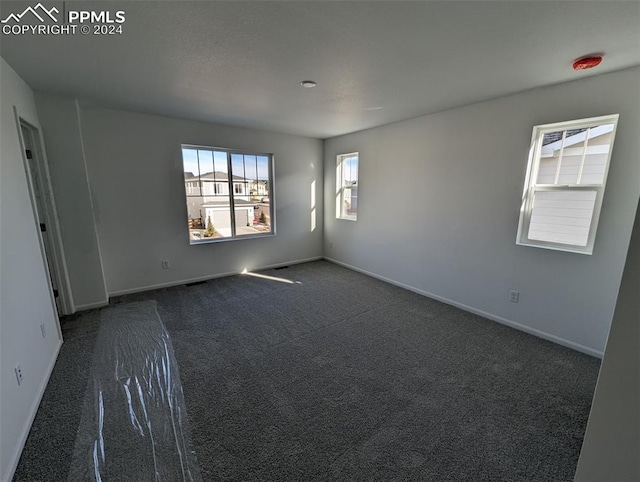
[
  {"left": 37, "top": 101, "right": 324, "bottom": 296},
  {"left": 0, "top": 58, "right": 62, "bottom": 482},
  {"left": 574, "top": 198, "right": 640, "bottom": 481},
  {"left": 34, "top": 95, "right": 108, "bottom": 310},
  {"left": 324, "top": 67, "right": 640, "bottom": 356}
]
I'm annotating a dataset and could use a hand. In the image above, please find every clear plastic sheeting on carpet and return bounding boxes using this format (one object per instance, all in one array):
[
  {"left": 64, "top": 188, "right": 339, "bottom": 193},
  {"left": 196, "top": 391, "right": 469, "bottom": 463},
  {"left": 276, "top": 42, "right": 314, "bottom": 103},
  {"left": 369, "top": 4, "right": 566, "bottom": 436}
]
[{"left": 68, "top": 301, "right": 202, "bottom": 481}]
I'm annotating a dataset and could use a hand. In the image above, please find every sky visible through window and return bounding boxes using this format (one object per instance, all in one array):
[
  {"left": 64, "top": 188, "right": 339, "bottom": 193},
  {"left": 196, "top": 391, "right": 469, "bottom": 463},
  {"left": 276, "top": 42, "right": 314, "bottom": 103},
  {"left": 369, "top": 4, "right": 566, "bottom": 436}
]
[
  {"left": 343, "top": 155, "right": 358, "bottom": 183},
  {"left": 183, "top": 148, "right": 270, "bottom": 180}
]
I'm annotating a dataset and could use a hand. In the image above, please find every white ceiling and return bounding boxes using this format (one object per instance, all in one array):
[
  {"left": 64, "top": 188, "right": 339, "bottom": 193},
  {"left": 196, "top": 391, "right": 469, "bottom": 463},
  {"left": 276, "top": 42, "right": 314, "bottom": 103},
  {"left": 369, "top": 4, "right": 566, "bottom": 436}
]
[{"left": 2, "top": 1, "right": 639, "bottom": 139}]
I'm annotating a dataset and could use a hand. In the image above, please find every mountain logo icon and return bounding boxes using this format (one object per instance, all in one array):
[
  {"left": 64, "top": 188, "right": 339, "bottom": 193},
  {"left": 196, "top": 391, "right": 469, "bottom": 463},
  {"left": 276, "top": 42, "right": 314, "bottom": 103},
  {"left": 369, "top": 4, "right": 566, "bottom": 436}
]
[{"left": 1, "top": 3, "right": 59, "bottom": 23}]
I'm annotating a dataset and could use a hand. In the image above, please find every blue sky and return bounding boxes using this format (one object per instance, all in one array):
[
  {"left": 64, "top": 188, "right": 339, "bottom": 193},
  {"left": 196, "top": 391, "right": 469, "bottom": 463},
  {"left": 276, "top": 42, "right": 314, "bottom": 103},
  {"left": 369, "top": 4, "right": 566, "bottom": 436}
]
[
  {"left": 343, "top": 155, "right": 358, "bottom": 183},
  {"left": 182, "top": 148, "right": 270, "bottom": 180}
]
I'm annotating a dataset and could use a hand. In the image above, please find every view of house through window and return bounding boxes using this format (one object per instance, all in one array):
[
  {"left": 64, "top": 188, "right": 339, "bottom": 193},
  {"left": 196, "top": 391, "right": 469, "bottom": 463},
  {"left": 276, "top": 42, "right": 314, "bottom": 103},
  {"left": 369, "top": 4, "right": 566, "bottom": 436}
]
[
  {"left": 336, "top": 152, "right": 359, "bottom": 220},
  {"left": 182, "top": 146, "right": 274, "bottom": 244},
  {"left": 516, "top": 114, "right": 618, "bottom": 254}
]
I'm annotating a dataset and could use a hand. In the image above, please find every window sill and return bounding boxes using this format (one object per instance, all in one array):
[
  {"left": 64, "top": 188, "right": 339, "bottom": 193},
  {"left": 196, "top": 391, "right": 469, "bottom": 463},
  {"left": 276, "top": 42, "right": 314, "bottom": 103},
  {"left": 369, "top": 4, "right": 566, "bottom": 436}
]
[
  {"left": 516, "top": 239, "right": 593, "bottom": 255},
  {"left": 189, "top": 232, "right": 275, "bottom": 245}
]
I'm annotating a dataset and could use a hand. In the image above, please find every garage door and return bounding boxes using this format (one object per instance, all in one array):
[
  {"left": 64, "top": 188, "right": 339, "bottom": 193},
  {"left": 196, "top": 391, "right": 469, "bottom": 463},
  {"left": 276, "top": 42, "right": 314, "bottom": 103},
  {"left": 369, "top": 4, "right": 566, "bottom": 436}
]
[
  {"left": 234, "top": 209, "right": 249, "bottom": 227},
  {"left": 210, "top": 210, "right": 231, "bottom": 230}
]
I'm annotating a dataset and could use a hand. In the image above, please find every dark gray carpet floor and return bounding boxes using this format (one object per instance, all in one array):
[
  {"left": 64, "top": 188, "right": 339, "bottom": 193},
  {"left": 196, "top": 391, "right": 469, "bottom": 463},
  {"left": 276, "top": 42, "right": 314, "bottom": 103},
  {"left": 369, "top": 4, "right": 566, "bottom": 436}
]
[{"left": 14, "top": 260, "right": 600, "bottom": 481}]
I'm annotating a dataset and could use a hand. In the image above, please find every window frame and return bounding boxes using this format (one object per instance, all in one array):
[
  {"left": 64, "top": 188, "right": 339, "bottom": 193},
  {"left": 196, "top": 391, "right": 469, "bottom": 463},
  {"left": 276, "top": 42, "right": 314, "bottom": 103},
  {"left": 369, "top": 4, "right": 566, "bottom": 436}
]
[
  {"left": 336, "top": 152, "right": 359, "bottom": 221},
  {"left": 182, "top": 144, "right": 275, "bottom": 244},
  {"left": 516, "top": 114, "right": 619, "bottom": 255}
]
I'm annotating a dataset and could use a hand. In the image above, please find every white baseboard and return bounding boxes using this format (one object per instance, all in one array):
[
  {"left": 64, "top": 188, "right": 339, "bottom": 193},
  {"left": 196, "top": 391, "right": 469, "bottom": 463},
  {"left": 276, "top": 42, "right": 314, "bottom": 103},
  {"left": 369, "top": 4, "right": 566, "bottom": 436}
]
[
  {"left": 324, "top": 256, "right": 604, "bottom": 359},
  {"left": 108, "top": 256, "right": 324, "bottom": 298},
  {"left": 2, "top": 339, "right": 63, "bottom": 482},
  {"left": 74, "top": 299, "right": 109, "bottom": 312}
]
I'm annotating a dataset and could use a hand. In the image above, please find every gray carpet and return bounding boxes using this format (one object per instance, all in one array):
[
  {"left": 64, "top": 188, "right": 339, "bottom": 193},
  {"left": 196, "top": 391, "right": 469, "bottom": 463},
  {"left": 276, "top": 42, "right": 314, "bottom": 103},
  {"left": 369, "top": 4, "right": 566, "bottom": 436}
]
[{"left": 14, "top": 260, "right": 600, "bottom": 481}]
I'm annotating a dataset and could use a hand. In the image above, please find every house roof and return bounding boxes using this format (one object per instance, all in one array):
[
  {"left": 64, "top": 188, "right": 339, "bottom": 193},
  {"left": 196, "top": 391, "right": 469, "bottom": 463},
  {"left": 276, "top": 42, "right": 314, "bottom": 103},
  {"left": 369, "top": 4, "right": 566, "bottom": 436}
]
[
  {"left": 542, "top": 129, "right": 587, "bottom": 146},
  {"left": 542, "top": 124, "right": 615, "bottom": 155},
  {"left": 184, "top": 171, "right": 246, "bottom": 182}
]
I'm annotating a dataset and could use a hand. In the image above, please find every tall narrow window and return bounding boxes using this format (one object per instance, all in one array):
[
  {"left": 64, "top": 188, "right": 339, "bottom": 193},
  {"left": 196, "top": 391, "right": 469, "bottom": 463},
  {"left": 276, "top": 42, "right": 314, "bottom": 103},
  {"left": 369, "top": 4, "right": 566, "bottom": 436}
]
[
  {"left": 336, "top": 152, "right": 359, "bottom": 221},
  {"left": 182, "top": 146, "right": 274, "bottom": 244},
  {"left": 516, "top": 114, "right": 618, "bottom": 254}
]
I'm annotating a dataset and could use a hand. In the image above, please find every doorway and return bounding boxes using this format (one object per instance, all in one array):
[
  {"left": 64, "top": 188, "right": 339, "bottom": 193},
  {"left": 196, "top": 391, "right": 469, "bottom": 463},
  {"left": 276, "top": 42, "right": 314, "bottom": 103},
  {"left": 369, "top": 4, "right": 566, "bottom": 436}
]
[{"left": 19, "top": 118, "right": 73, "bottom": 319}]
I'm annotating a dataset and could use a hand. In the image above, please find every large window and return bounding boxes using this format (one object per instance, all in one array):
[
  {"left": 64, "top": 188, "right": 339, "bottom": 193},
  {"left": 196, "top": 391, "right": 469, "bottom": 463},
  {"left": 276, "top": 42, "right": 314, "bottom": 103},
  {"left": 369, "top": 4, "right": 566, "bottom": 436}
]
[
  {"left": 182, "top": 145, "right": 274, "bottom": 244},
  {"left": 336, "top": 152, "right": 359, "bottom": 221},
  {"left": 516, "top": 114, "right": 618, "bottom": 254}
]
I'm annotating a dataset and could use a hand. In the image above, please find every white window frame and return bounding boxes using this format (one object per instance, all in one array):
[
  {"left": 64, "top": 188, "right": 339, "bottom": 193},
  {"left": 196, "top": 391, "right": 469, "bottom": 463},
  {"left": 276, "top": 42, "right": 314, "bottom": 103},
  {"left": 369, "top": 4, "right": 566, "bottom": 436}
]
[
  {"left": 516, "top": 114, "right": 619, "bottom": 255},
  {"left": 336, "top": 152, "right": 359, "bottom": 221},
  {"left": 182, "top": 144, "right": 275, "bottom": 244}
]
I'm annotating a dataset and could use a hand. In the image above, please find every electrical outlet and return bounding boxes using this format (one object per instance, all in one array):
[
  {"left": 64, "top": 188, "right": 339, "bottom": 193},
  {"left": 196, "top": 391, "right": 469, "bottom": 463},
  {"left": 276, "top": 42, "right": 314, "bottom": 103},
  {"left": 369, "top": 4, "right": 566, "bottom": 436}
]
[
  {"left": 40, "top": 323, "right": 46, "bottom": 338},
  {"left": 510, "top": 290, "right": 520, "bottom": 303},
  {"left": 15, "top": 364, "right": 23, "bottom": 386},
  {"left": 329, "top": 242, "right": 333, "bottom": 249},
  {"left": 162, "top": 260, "right": 170, "bottom": 269}
]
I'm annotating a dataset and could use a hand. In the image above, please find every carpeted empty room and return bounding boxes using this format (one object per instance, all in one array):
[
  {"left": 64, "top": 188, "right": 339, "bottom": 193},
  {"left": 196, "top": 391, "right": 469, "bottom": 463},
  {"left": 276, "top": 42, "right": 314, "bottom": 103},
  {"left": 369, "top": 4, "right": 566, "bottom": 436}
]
[
  {"left": 14, "top": 261, "right": 600, "bottom": 481},
  {"left": 4, "top": 3, "right": 640, "bottom": 481}
]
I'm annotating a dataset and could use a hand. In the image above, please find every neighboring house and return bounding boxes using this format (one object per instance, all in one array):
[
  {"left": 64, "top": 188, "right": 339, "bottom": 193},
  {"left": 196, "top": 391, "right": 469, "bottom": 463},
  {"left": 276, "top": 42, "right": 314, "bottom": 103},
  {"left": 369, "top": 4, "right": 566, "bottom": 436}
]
[
  {"left": 537, "top": 127, "right": 613, "bottom": 185},
  {"left": 184, "top": 171, "right": 250, "bottom": 200},
  {"left": 343, "top": 181, "right": 358, "bottom": 215},
  {"left": 250, "top": 180, "right": 269, "bottom": 197},
  {"left": 184, "top": 171, "right": 266, "bottom": 231},
  {"left": 202, "top": 199, "right": 255, "bottom": 232},
  {"left": 526, "top": 126, "right": 614, "bottom": 248}
]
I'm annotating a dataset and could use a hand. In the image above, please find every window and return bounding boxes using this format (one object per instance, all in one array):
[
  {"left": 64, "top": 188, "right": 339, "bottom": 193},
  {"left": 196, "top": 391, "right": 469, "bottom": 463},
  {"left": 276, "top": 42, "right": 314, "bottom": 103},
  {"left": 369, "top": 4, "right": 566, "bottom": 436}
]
[
  {"left": 182, "top": 145, "right": 274, "bottom": 244},
  {"left": 186, "top": 182, "right": 199, "bottom": 195},
  {"left": 336, "top": 152, "right": 359, "bottom": 221},
  {"left": 516, "top": 114, "right": 618, "bottom": 254}
]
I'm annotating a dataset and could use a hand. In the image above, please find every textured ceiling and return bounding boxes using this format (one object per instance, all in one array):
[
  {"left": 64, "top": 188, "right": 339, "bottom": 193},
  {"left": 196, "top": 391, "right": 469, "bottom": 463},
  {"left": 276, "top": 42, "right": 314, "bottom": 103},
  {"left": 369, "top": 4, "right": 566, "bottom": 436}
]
[{"left": 2, "top": 1, "right": 639, "bottom": 138}]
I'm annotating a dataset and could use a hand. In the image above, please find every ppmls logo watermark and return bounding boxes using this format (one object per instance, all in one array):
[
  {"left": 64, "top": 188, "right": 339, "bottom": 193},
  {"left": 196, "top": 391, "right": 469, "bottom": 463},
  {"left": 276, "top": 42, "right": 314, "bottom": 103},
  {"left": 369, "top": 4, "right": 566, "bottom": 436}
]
[{"left": 1, "top": 2, "right": 126, "bottom": 36}]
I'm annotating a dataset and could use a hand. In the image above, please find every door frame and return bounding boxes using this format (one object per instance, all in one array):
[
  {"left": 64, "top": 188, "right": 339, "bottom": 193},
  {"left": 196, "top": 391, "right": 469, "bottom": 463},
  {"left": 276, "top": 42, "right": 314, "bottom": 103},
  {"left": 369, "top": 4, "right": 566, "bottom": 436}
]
[{"left": 15, "top": 108, "right": 74, "bottom": 324}]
